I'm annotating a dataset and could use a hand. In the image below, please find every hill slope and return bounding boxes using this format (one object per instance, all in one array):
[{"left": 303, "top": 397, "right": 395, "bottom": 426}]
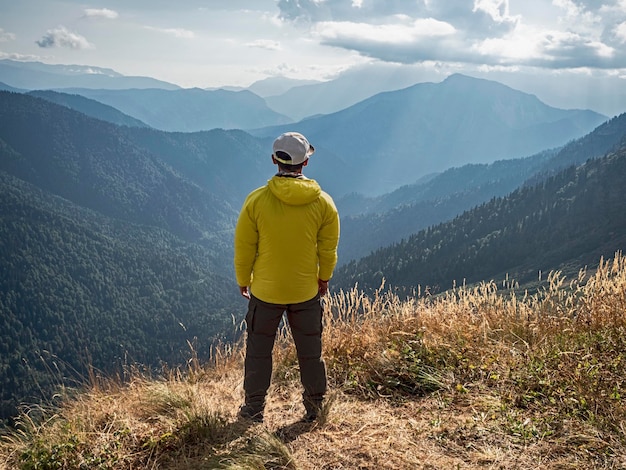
[
  {"left": 0, "top": 91, "right": 272, "bottom": 248},
  {"left": 337, "top": 152, "right": 553, "bottom": 263},
  {"left": 337, "top": 113, "right": 626, "bottom": 264},
  {"left": 0, "top": 171, "right": 240, "bottom": 422},
  {"left": 27, "top": 90, "right": 150, "bottom": 128},
  {"left": 334, "top": 142, "right": 626, "bottom": 292},
  {"left": 59, "top": 87, "right": 293, "bottom": 132},
  {"left": 0, "top": 91, "right": 274, "bottom": 422}
]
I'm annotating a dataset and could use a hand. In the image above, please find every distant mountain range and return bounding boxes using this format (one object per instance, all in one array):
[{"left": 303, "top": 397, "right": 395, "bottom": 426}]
[
  {"left": 263, "top": 65, "right": 435, "bottom": 121},
  {"left": 27, "top": 90, "right": 150, "bottom": 128},
  {"left": 253, "top": 74, "right": 606, "bottom": 195},
  {"left": 0, "top": 61, "right": 295, "bottom": 132},
  {"left": 54, "top": 87, "right": 294, "bottom": 132},
  {"left": 0, "top": 60, "right": 434, "bottom": 121},
  {"left": 247, "top": 76, "right": 322, "bottom": 98},
  {"left": 0, "top": 59, "right": 179, "bottom": 90}
]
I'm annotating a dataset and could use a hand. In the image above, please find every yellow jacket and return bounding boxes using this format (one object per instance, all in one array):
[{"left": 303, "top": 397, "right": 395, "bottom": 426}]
[{"left": 234, "top": 175, "right": 340, "bottom": 304}]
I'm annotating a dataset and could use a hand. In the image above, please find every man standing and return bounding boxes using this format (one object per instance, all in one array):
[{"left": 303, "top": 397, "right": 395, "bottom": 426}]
[{"left": 234, "top": 132, "right": 340, "bottom": 423}]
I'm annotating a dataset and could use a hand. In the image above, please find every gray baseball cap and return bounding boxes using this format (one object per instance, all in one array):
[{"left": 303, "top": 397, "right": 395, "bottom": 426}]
[{"left": 272, "top": 132, "right": 315, "bottom": 165}]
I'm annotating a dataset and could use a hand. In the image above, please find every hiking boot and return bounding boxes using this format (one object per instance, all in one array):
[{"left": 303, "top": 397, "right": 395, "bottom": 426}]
[
  {"left": 302, "top": 400, "right": 322, "bottom": 423},
  {"left": 238, "top": 405, "right": 264, "bottom": 423}
]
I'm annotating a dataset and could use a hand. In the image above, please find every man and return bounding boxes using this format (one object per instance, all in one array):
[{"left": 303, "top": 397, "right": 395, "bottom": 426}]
[{"left": 234, "top": 131, "right": 340, "bottom": 423}]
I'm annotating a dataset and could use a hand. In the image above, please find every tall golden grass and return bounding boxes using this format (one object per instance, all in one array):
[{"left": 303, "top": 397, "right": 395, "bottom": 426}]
[{"left": 1, "top": 252, "right": 625, "bottom": 469}]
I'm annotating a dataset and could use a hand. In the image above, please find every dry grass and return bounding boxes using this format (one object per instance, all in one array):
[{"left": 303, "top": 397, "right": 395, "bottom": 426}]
[{"left": 1, "top": 252, "right": 626, "bottom": 469}]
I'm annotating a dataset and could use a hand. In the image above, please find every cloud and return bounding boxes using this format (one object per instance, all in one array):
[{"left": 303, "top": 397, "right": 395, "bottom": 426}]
[
  {"left": 615, "top": 21, "right": 626, "bottom": 43},
  {"left": 317, "top": 18, "right": 456, "bottom": 43},
  {"left": 245, "top": 39, "right": 282, "bottom": 50},
  {"left": 36, "top": 26, "right": 94, "bottom": 49},
  {"left": 0, "top": 52, "right": 41, "bottom": 61},
  {"left": 476, "top": 26, "right": 620, "bottom": 68},
  {"left": 0, "top": 28, "right": 16, "bottom": 42},
  {"left": 84, "top": 8, "right": 119, "bottom": 19},
  {"left": 277, "top": 0, "right": 428, "bottom": 23},
  {"left": 144, "top": 26, "right": 196, "bottom": 39},
  {"left": 277, "top": 0, "right": 626, "bottom": 71}
]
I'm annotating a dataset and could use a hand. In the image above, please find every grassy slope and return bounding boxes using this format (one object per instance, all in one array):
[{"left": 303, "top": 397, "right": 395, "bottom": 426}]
[{"left": 1, "top": 253, "right": 626, "bottom": 469}]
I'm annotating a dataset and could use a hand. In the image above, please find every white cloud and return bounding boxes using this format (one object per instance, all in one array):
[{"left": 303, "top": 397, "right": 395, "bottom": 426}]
[
  {"left": 553, "top": 0, "right": 584, "bottom": 19},
  {"left": 144, "top": 26, "right": 196, "bottom": 39},
  {"left": 277, "top": 0, "right": 429, "bottom": 23},
  {"left": 272, "top": 0, "right": 626, "bottom": 71},
  {"left": 315, "top": 18, "right": 455, "bottom": 44},
  {"left": 245, "top": 39, "right": 282, "bottom": 50},
  {"left": 0, "top": 28, "right": 16, "bottom": 42},
  {"left": 473, "top": 0, "right": 510, "bottom": 22},
  {"left": 36, "top": 26, "right": 94, "bottom": 49},
  {"left": 84, "top": 8, "right": 119, "bottom": 20},
  {"left": 615, "top": 21, "right": 626, "bottom": 42},
  {"left": 0, "top": 51, "right": 41, "bottom": 61}
]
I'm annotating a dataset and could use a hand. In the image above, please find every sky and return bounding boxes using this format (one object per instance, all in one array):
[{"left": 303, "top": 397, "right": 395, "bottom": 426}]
[{"left": 1, "top": 0, "right": 626, "bottom": 116}]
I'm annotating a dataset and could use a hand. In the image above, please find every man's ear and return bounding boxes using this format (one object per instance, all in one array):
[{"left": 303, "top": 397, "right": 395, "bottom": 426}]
[
  {"left": 271, "top": 154, "right": 278, "bottom": 164},
  {"left": 303, "top": 159, "right": 309, "bottom": 167}
]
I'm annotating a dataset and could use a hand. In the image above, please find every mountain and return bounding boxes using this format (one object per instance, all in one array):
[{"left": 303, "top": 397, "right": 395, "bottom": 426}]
[
  {"left": 337, "top": 151, "right": 554, "bottom": 218},
  {"left": 0, "top": 92, "right": 234, "bottom": 252},
  {"left": 0, "top": 81, "right": 21, "bottom": 92},
  {"left": 337, "top": 113, "right": 626, "bottom": 263},
  {"left": 263, "top": 64, "right": 431, "bottom": 121},
  {"left": 0, "top": 59, "right": 179, "bottom": 90},
  {"left": 0, "top": 92, "right": 272, "bottom": 248},
  {"left": 27, "top": 90, "right": 150, "bottom": 128},
  {"left": 1, "top": 61, "right": 296, "bottom": 133},
  {"left": 253, "top": 74, "right": 607, "bottom": 196},
  {"left": 337, "top": 151, "right": 554, "bottom": 263},
  {"left": 0, "top": 90, "right": 279, "bottom": 422},
  {"left": 264, "top": 64, "right": 626, "bottom": 122},
  {"left": 532, "top": 112, "right": 626, "bottom": 175},
  {"left": 247, "top": 76, "right": 322, "bottom": 98},
  {"left": 334, "top": 138, "right": 626, "bottom": 293},
  {"left": 57, "top": 87, "right": 294, "bottom": 132},
  {"left": 0, "top": 170, "right": 240, "bottom": 424}
]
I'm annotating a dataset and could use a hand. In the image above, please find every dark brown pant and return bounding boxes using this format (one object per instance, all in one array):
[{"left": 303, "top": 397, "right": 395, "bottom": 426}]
[{"left": 243, "top": 294, "right": 326, "bottom": 414}]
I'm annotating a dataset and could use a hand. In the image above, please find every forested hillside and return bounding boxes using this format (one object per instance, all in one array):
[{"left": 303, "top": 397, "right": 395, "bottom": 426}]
[
  {"left": 0, "top": 92, "right": 273, "bottom": 424},
  {"left": 0, "top": 172, "right": 242, "bottom": 423},
  {"left": 0, "top": 92, "right": 271, "bottom": 258},
  {"left": 334, "top": 142, "right": 626, "bottom": 293},
  {"left": 337, "top": 113, "right": 626, "bottom": 263},
  {"left": 27, "top": 90, "right": 149, "bottom": 128},
  {"left": 337, "top": 152, "right": 554, "bottom": 262}
]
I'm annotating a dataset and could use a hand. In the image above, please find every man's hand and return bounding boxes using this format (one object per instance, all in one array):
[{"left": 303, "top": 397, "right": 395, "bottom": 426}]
[
  {"left": 318, "top": 279, "right": 329, "bottom": 296},
  {"left": 239, "top": 286, "right": 251, "bottom": 299}
]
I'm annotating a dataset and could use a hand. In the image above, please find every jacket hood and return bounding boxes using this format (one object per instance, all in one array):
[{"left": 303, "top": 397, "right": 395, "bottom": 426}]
[{"left": 267, "top": 175, "right": 322, "bottom": 206}]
